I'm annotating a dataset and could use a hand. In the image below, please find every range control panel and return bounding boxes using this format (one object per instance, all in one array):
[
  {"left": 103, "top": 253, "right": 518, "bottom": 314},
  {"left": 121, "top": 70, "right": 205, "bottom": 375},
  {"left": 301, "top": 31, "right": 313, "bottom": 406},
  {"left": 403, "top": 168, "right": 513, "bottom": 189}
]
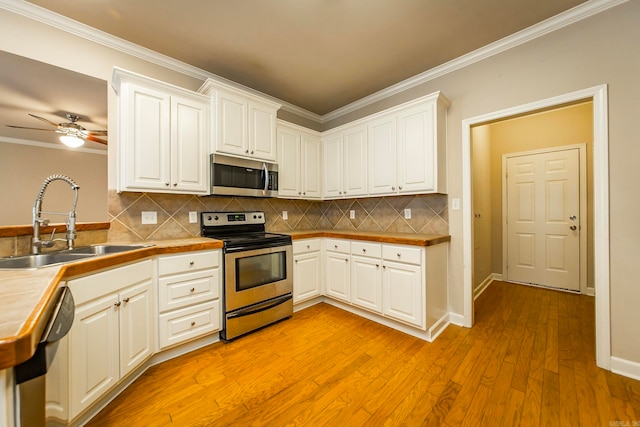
[{"left": 201, "top": 211, "right": 265, "bottom": 227}]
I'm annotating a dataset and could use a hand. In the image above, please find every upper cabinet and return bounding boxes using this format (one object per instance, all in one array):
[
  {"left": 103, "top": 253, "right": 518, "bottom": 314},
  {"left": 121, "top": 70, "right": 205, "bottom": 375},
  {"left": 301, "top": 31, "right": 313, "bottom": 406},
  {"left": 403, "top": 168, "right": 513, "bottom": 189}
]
[
  {"left": 112, "top": 68, "right": 210, "bottom": 194},
  {"left": 199, "top": 79, "right": 281, "bottom": 163},
  {"left": 368, "top": 92, "right": 449, "bottom": 196},
  {"left": 277, "top": 121, "right": 322, "bottom": 199},
  {"left": 322, "top": 124, "right": 368, "bottom": 198}
]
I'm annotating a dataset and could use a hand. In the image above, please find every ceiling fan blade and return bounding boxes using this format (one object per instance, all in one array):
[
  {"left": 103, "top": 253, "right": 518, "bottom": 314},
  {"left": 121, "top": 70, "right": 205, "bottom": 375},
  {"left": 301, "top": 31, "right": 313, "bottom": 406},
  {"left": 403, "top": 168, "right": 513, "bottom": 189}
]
[
  {"left": 28, "top": 114, "right": 60, "bottom": 127},
  {"left": 86, "top": 134, "right": 108, "bottom": 145},
  {"left": 87, "top": 129, "right": 108, "bottom": 135},
  {"left": 6, "top": 125, "right": 57, "bottom": 131}
]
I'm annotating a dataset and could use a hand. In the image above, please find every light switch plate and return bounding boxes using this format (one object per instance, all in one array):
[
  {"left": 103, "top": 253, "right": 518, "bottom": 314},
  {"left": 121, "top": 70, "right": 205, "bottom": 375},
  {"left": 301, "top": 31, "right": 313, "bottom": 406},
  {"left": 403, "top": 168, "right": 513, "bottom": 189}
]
[
  {"left": 141, "top": 211, "right": 157, "bottom": 224},
  {"left": 404, "top": 208, "right": 411, "bottom": 219},
  {"left": 282, "top": 211, "right": 288, "bottom": 220},
  {"left": 350, "top": 210, "right": 356, "bottom": 219},
  {"left": 451, "top": 198, "right": 461, "bottom": 211},
  {"left": 189, "top": 211, "right": 198, "bottom": 223}
]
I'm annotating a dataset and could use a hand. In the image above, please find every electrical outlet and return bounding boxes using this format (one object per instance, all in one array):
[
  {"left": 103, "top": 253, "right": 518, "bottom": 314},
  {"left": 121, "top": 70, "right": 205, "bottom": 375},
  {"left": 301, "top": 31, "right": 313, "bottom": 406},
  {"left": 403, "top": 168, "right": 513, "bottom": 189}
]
[
  {"left": 189, "top": 211, "right": 198, "bottom": 223},
  {"left": 350, "top": 210, "right": 356, "bottom": 219},
  {"left": 282, "top": 211, "right": 288, "bottom": 220},
  {"left": 404, "top": 208, "right": 411, "bottom": 219},
  {"left": 141, "top": 211, "right": 157, "bottom": 225}
]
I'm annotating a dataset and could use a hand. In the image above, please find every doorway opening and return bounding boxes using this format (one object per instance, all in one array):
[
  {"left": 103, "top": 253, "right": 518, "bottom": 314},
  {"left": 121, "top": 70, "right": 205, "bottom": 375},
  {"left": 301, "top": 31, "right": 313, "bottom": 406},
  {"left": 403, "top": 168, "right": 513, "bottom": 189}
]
[{"left": 461, "top": 85, "right": 610, "bottom": 369}]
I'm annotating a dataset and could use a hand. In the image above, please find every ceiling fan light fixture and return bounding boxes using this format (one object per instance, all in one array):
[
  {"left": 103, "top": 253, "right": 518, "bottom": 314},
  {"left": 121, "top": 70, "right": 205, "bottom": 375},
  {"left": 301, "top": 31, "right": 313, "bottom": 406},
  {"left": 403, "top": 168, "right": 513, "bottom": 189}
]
[{"left": 59, "top": 135, "right": 84, "bottom": 148}]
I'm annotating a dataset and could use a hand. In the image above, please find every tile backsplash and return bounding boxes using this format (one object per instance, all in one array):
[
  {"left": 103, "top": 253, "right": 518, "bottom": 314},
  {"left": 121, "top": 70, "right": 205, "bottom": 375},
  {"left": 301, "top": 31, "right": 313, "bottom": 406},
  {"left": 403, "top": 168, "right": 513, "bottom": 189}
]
[{"left": 107, "top": 190, "right": 448, "bottom": 242}]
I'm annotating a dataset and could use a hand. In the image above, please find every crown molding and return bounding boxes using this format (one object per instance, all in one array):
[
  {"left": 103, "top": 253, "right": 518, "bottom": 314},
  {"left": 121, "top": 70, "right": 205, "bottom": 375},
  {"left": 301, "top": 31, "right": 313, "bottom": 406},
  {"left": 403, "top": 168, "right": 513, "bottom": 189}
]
[
  {"left": 1, "top": 0, "right": 627, "bottom": 125},
  {"left": 319, "top": 0, "right": 628, "bottom": 123}
]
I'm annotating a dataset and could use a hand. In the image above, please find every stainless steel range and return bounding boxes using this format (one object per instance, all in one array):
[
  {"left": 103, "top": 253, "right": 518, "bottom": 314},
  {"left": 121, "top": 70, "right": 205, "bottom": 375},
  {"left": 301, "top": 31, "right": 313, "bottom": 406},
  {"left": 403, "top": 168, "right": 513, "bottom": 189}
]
[{"left": 201, "top": 211, "right": 293, "bottom": 341}]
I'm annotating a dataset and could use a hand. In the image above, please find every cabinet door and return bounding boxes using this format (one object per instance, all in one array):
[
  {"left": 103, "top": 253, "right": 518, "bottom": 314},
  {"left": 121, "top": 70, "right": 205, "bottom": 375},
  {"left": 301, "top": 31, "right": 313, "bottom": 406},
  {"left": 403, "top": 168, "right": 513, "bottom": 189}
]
[
  {"left": 397, "top": 102, "right": 436, "bottom": 193},
  {"left": 119, "top": 280, "right": 154, "bottom": 378},
  {"left": 250, "top": 101, "right": 277, "bottom": 162},
  {"left": 293, "top": 252, "right": 322, "bottom": 303},
  {"left": 382, "top": 261, "right": 424, "bottom": 328},
  {"left": 368, "top": 114, "right": 397, "bottom": 195},
  {"left": 301, "top": 133, "right": 322, "bottom": 198},
  {"left": 121, "top": 82, "right": 171, "bottom": 191},
  {"left": 322, "top": 133, "right": 343, "bottom": 198},
  {"left": 69, "top": 293, "right": 120, "bottom": 418},
  {"left": 277, "top": 126, "right": 301, "bottom": 197},
  {"left": 171, "top": 95, "right": 209, "bottom": 194},
  {"left": 325, "top": 252, "right": 350, "bottom": 302},
  {"left": 351, "top": 255, "right": 382, "bottom": 313},
  {"left": 216, "top": 89, "right": 248, "bottom": 156},
  {"left": 342, "top": 125, "right": 368, "bottom": 197}
]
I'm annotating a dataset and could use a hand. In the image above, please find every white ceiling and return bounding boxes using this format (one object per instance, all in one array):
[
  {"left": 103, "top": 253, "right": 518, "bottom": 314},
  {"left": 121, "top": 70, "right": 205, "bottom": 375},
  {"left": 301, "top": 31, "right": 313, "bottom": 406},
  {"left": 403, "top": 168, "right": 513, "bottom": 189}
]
[{"left": 24, "top": 0, "right": 588, "bottom": 116}]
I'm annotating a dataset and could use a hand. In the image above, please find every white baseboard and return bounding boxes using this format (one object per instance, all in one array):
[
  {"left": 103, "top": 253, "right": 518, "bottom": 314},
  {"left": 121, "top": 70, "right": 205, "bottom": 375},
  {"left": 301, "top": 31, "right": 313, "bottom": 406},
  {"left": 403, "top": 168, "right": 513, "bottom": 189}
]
[
  {"left": 611, "top": 356, "right": 640, "bottom": 381},
  {"left": 449, "top": 312, "right": 466, "bottom": 326},
  {"left": 474, "top": 273, "right": 502, "bottom": 300}
]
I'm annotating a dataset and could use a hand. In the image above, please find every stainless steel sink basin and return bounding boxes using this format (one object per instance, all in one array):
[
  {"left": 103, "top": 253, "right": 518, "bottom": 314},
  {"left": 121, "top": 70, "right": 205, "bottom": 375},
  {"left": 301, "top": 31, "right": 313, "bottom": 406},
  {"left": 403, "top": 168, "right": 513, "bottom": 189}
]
[
  {"left": 68, "top": 244, "right": 151, "bottom": 256},
  {"left": 0, "top": 252, "right": 96, "bottom": 269},
  {"left": 0, "top": 244, "right": 152, "bottom": 269}
]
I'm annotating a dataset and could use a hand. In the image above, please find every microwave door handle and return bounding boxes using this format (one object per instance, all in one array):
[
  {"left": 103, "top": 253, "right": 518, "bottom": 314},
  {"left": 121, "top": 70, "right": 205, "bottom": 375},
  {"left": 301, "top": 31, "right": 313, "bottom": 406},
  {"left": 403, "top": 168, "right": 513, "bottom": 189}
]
[{"left": 262, "top": 163, "right": 268, "bottom": 195}]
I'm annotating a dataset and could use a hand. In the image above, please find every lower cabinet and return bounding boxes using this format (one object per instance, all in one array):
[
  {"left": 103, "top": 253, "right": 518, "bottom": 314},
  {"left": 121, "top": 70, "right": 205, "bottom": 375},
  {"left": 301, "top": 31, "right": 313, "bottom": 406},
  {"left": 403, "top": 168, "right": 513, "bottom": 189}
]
[
  {"left": 323, "top": 239, "right": 351, "bottom": 302},
  {"left": 350, "top": 242, "right": 382, "bottom": 314},
  {"left": 292, "top": 239, "right": 322, "bottom": 303},
  {"left": 48, "top": 260, "right": 154, "bottom": 422},
  {"left": 157, "top": 250, "right": 221, "bottom": 350}
]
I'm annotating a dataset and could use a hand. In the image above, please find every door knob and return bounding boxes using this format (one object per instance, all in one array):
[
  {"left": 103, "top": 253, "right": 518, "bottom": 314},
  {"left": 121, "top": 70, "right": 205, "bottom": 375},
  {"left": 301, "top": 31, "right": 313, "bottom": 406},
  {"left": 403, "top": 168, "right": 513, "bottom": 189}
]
[
  {"left": 570, "top": 225, "right": 577, "bottom": 231},
  {"left": 570, "top": 215, "right": 577, "bottom": 220}
]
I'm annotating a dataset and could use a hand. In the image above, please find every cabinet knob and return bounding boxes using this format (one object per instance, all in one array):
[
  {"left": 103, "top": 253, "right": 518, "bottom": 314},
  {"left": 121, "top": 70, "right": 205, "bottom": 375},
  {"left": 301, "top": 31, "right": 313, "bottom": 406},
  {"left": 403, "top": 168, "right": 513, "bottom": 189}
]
[
  {"left": 306, "top": 245, "right": 310, "bottom": 249},
  {"left": 251, "top": 150, "right": 254, "bottom": 154},
  {"left": 383, "top": 265, "right": 386, "bottom": 269},
  {"left": 376, "top": 264, "right": 379, "bottom": 268},
  {"left": 165, "top": 182, "right": 170, "bottom": 186},
  {"left": 295, "top": 259, "right": 298, "bottom": 263},
  {"left": 173, "top": 183, "right": 178, "bottom": 187},
  {"left": 190, "top": 287, "right": 195, "bottom": 292},
  {"left": 345, "top": 258, "right": 348, "bottom": 262},
  {"left": 189, "top": 261, "right": 195, "bottom": 266},
  {"left": 298, "top": 192, "right": 301, "bottom": 195},
  {"left": 303, "top": 192, "right": 306, "bottom": 195},
  {"left": 114, "top": 301, "right": 122, "bottom": 307},
  {"left": 334, "top": 245, "right": 338, "bottom": 249},
  {"left": 399, "top": 186, "right": 403, "bottom": 190},
  {"left": 339, "top": 191, "right": 342, "bottom": 195},
  {"left": 397, "top": 253, "right": 402, "bottom": 258},
  {"left": 245, "top": 149, "right": 249, "bottom": 154},
  {"left": 191, "top": 321, "right": 196, "bottom": 327},
  {"left": 123, "top": 297, "right": 130, "bottom": 304},
  {"left": 362, "top": 248, "right": 366, "bottom": 253}
]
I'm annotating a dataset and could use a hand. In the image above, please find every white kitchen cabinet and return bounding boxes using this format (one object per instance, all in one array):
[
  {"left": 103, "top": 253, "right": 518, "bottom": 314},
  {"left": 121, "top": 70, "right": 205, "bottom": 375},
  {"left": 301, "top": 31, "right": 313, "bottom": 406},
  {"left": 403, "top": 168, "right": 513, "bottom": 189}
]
[
  {"left": 324, "top": 239, "right": 351, "bottom": 302},
  {"left": 350, "top": 241, "right": 382, "bottom": 313},
  {"left": 277, "top": 122, "right": 322, "bottom": 199},
  {"left": 293, "top": 239, "right": 322, "bottom": 303},
  {"left": 64, "top": 260, "right": 154, "bottom": 420},
  {"left": 381, "top": 245, "right": 424, "bottom": 328},
  {"left": 112, "top": 68, "right": 210, "bottom": 194},
  {"left": 368, "top": 93, "right": 449, "bottom": 195},
  {"left": 199, "top": 79, "right": 281, "bottom": 163},
  {"left": 322, "top": 124, "right": 367, "bottom": 199},
  {"left": 157, "top": 250, "right": 221, "bottom": 350}
]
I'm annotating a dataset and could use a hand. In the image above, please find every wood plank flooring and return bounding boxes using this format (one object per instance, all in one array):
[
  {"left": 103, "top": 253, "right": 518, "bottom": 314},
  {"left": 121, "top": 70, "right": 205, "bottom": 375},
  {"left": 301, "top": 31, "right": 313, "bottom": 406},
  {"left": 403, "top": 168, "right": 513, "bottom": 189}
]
[{"left": 87, "top": 281, "right": 640, "bottom": 426}]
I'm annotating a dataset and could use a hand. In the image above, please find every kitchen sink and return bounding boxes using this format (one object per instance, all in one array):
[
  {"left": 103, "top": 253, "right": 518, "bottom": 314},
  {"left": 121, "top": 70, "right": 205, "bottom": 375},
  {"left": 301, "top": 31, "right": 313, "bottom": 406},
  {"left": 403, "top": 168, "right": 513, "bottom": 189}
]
[
  {"left": 0, "top": 252, "right": 96, "bottom": 269},
  {"left": 0, "top": 244, "right": 152, "bottom": 269},
  {"left": 67, "top": 244, "right": 151, "bottom": 256}
]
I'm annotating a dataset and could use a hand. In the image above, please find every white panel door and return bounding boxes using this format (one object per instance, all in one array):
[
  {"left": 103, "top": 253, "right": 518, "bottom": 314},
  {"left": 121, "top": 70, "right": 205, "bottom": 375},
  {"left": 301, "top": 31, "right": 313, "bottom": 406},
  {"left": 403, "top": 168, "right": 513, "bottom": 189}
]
[
  {"left": 382, "top": 261, "right": 423, "bottom": 328},
  {"left": 351, "top": 255, "right": 382, "bottom": 313},
  {"left": 293, "top": 252, "right": 322, "bottom": 303},
  {"left": 322, "top": 133, "right": 343, "bottom": 198},
  {"left": 171, "top": 95, "right": 209, "bottom": 193},
  {"left": 119, "top": 280, "right": 154, "bottom": 378},
  {"left": 301, "top": 133, "right": 322, "bottom": 198},
  {"left": 397, "top": 102, "right": 435, "bottom": 193},
  {"left": 249, "top": 101, "right": 277, "bottom": 162},
  {"left": 368, "top": 114, "right": 397, "bottom": 195},
  {"left": 325, "top": 252, "right": 350, "bottom": 302},
  {"left": 506, "top": 149, "right": 580, "bottom": 291},
  {"left": 216, "top": 90, "right": 248, "bottom": 156},
  {"left": 342, "top": 125, "right": 368, "bottom": 197}
]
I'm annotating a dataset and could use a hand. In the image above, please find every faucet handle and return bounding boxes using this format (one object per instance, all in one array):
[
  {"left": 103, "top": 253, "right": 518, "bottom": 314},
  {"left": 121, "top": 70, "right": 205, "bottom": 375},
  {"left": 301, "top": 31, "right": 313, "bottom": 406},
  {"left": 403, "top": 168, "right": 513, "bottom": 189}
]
[{"left": 37, "top": 218, "right": 50, "bottom": 227}]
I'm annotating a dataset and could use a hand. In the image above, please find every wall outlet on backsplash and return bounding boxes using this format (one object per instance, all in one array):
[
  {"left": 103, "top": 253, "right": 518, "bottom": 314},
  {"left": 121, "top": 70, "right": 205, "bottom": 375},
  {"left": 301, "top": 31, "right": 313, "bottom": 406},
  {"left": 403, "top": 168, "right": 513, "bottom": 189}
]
[
  {"left": 350, "top": 210, "right": 355, "bottom": 219},
  {"left": 282, "top": 211, "right": 288, "bottom": 220},
  {"left": 189, "top": 211, "right": 198, "bottom": 223},
  {"left": 141, "top": 211, "right": 157, "bottom": 224},
  {"left": 404, "top": 208, "right": 411, "bottom": 219}
]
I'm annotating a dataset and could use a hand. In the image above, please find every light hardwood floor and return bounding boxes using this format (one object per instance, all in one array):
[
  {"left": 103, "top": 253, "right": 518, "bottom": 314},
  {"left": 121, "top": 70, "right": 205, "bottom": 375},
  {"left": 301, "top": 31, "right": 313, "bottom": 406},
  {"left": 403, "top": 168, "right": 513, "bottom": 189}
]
[{"left": 87, "top": 281, "right": 640, "bottom": 426}]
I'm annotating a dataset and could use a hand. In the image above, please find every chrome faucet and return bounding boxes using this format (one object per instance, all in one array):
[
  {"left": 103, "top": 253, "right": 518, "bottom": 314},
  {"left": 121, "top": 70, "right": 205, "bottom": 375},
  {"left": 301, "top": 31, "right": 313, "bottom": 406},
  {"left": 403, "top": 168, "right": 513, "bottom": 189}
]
[{"left": 31, "top": 174, "right": 80, "bottom": 254}]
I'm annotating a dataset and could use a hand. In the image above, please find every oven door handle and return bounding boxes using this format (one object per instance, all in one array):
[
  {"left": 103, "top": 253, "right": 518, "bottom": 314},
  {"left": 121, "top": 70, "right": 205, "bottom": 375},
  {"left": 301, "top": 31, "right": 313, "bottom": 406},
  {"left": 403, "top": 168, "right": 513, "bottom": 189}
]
[{"left": 227, "top": 294, "right": 292, "bottom": 319}]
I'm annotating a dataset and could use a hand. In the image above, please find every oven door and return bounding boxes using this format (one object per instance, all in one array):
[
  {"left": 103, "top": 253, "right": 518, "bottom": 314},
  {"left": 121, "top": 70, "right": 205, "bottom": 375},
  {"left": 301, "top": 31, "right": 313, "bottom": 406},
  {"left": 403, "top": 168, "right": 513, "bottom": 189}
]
[{"left": 224, "top": 244, "right": 293, "bottom": 313}]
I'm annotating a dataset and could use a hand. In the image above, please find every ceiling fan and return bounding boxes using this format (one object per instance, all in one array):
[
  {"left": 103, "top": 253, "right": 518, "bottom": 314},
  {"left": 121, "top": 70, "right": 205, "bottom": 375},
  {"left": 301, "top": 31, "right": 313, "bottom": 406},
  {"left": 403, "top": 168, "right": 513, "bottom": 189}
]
[{"left": 7, "top": 113, "right": 108, "bottom": 146}]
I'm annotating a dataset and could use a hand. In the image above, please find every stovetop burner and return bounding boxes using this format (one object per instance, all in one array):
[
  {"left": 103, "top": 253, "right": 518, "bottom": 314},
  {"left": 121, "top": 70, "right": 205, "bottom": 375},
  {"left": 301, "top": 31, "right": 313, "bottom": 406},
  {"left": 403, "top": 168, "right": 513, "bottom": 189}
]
[{"left": 200, "top": 211, "right": 291, "bottom": 251}]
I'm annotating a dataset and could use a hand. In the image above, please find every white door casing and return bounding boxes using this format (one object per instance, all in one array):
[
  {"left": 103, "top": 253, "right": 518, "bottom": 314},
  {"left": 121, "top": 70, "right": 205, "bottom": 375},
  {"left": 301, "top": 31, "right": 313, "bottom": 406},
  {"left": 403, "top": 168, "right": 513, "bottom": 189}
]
[{"left": 504, "top": 147, "right": 583, "bottom": 291}]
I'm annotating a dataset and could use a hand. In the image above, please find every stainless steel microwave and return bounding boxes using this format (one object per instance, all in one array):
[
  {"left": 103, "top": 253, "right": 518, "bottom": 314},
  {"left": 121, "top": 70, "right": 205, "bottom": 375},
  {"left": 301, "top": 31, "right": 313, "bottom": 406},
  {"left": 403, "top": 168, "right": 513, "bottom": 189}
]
[{"left": 210, "top": 154, "right": 278, "bottom": 197}]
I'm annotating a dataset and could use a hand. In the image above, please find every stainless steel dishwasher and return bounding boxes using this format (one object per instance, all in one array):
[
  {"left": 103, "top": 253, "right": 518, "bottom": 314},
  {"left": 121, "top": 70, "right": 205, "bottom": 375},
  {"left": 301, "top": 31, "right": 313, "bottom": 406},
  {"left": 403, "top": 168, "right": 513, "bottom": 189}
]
[{"left": 13, "top": 286, "right": 74, "bottom": 427}]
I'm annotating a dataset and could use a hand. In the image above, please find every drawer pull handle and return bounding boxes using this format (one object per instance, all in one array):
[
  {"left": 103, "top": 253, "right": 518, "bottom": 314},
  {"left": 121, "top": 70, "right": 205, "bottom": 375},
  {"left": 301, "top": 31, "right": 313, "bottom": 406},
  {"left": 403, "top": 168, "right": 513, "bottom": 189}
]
[
  {"left": 397, "top": 253, "right": 402, "bottom": 258},
  {"left": 306, "top": 245, "right": 310, "bottom": 249},
  {"left": 362, "top": 248, "right": 366, "bottom": 253},
  {"left": 334, "top": 245, "right": 338, "bottom": 249},
  {"left": 123, "top": 297, "right": 130, "bottom": 303},
  {"left": 189, "top": 261, "right": 195, "bottom": 266},
  {"left": 190, "top": 287, "right": 195, "bottom": 292},
  {"left": 191, "top": 321, "right": 196, "bottom": 327}
]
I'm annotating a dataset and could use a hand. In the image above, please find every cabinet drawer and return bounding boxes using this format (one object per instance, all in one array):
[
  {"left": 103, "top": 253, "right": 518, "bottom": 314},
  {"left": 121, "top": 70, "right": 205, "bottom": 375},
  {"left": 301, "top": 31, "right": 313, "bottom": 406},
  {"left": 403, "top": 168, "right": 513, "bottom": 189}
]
[
  {"left": 324, "top": 238, "right": 350, "bottom": 254},
  {"left": 69, "top": 260, "right": 152, "bottom": 305},
  {"left": 293, "top": 239, "right": 321, "bottom": 254},
  {"left": 158, "top": 300, "right": 220, "bottom": 349},
  {"left": 382, "top": 245, "right": 423, "bottom": 265},
  {"left": 351, "top": 241, "right": 381, "bottom": 258},
  {"left": 158, "top": 269, "right": 219, "bottom": 313},
  {"left": 158, "top": 251, "right": 219, "bottom": 276}
]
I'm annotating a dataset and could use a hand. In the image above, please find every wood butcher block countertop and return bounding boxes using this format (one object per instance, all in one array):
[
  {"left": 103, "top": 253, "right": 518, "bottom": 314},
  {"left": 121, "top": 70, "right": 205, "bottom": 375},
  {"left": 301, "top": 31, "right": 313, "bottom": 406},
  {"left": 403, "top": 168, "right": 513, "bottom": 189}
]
[
  {"left": 0, "top": 238, "right": 223, "bottom": 370},
  {"left": 285, "top": 229, "right": 451, "bottom": 247}
]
